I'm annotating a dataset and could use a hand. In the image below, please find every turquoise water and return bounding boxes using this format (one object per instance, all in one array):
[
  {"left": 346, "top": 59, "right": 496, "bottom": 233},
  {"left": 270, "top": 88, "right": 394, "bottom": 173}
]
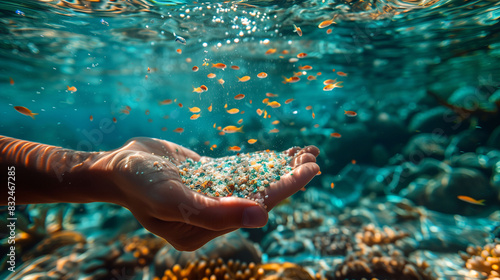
[{"left": 1, "top": 0, "right": 500, "bottom": 279}]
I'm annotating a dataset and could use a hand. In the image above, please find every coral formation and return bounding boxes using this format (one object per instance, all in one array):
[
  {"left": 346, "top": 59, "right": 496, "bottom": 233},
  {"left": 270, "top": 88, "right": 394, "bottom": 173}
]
[{"left": 459, "top": 241, "right": 500, "bottom": 279}]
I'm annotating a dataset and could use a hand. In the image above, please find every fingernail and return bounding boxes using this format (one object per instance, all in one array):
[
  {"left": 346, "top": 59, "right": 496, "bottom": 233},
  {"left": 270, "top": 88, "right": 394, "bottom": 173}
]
[{"left": 242, "top": 206, "right": 267, "bottom": 228}]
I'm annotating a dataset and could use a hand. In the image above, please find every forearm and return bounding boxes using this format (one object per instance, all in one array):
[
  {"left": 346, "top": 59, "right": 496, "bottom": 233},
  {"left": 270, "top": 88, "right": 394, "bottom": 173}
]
[{"left": 0, "top": 136, "right": 115, "bottom": 205}]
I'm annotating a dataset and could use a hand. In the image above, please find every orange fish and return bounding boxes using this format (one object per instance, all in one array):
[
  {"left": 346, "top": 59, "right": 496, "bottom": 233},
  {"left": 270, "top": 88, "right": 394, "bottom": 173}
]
[
  {"left": 285, "top": 98, "right": 294, "bottom": 104},
  {"left": 237, "top": 119, "right": 244, "bottom": 124},
  {"left": 262, "top": 98, "right": 269, "bottom": 104},
  {"left": 293, "top": 71, "right": 303, "bottom": 77},
  {"left": 178, "top": 103, "right": 183, "bottom": 108},
  {"left": 200, "top": 85, "right": 208, "bottom": 91},
  {"left": 207, "top": 73, "right": 216, "bottom": 78},
  {"left": 267, "top": 101, "right": 281, "bottom": 108},
  {"left": 226, "top": 108, "right": 240, "bottom": 114},
  {"left": 193, "top": 86, "right": 203, "bottom": 93},
  {"left": 208, "top": 104, "right": 213, "bottom": 112},
  {"left": 212, "top": 63, "right": 227, "bottom": 69},
  {"left": 298, "top": 65, "right": 312, "bottom": 70},
  {"left": 189, "top": 107, "right": 201, "bottom": 113},
  {"left": 344, "top": 110, "right": 357, "bottom": 117},
  {"left": 231, "top": 65, "right": 240, "bottom": 70},
  {"left": 147, "top": 67, "right": 151, "bottom": 73},
  {"left": 218, "top": 78, "right": 225, "bottom": 87},
  {"left": 318, "top": 17, "right": 336, "bottom": 29},
  {"left": 323, "top": 79, "right": 337, "bottom": 85},
  {"left": 269, "top": 128, "right": 279, "bottom": 133},
  {"left": 67, "top": 85, "right": 77, "bottom": 92},
  {"left": 9, "top": 77, "right": 14, "bottom": 85},
  {"left": 256, "top": 109, "right": 263, "bottom": 116},
  {"left": 317, "top": 72, "right": 322, "bottom": 76},
  {"left": 314, "top": 124, "right": 320, "bottom": 128},
  {"left": 234, "top": 94, "right": 245, "bottom": 100},
  {"left": 257, "top": 72, "right": 268, "bottom": 78},
  {"left": 330, "top": 132, "right": 342, "bottom": 138},
  {"left": 113, "top": 117, "right": 117, "bottom": 123},
  {"left": 306, "top": 105, "right": 313, "bottom": 110},
  {"left": 192, "top": 66, "right": 199, "bottom": 72},
  {"left": 337, "top": 71, "right": 348, "bottom": 76},
  {"left": 282, "top": 76, "right": 300, "bottom": 84},
  {"left": 293, "top": 24, "right": 302, "bottom": 36},
  {"left": 224, "top": 103, "right": 228, "bottom": 108},
  {"left": 265, "top": 48, "right": 277, "bottom": 55},
  {"left": 173, "top": 127, "right": 184, "bottom": 133},
  {"left": 330, "top": 182, "right": 335, "bottom": 189},
  {"left": 323, "top": 81, "right": 343, "bottom": 91},
  {"left": 271, "top": 120, "right": 280, "bottom": 125},
  {"left": 458, "top": 195, "right": 485, "bottom": 205},
  {"left": 190, "top": 114, "right": 201, "bottom": 120},
  {"left": 281, "top": 50, "right": 290, "bottom": 55},
  {"left": 159, "top": 99, "right": 173, "bottom": 105},
  {"left": 222, "top": 125, "right": 244, "bottom": 133},
  {"left": 237, "top": 76, "right": 251, "bottom": 82},
  {"left": 326, "top": 28, "right": 332, "bottom": 34},
  {"left": 248, "top": 139, "right": 257, "bottom": 144},
  {"left": 210, "top": 144, "right": 217, "bottom": 151},
  {"left": 307, "top": 75, "right": 317, "bottom": 81},
  {"left": 176, "top": 48, "right": 182, "bottom": 54},
  {"left": 312, "top": 111, "right": 315, "bottom": 119},
  {"left": 228, "top": 146, "right": 241, "bottom": 152},
  {"left": 297, "top": 53, "right": 307, "bottom": 58},
  {"left": 89, "top": 115, "right": 93, "bottom": 121},
  {"left": 14, "top": 106, "right": 38, "bottom": 119},
  {"left": 266, "top": 92, "right": 278, "bottom": 97}
]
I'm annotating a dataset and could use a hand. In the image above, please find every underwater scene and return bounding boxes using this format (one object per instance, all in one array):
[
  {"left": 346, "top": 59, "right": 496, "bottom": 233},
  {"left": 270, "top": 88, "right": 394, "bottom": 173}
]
[{"left": 1, "top": 0, "right": 500, "bottom": 279}]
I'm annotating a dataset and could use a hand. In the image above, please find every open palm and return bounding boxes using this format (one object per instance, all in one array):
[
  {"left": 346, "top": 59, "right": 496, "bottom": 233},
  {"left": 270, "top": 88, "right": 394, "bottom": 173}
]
[{"left": 91, "top": 137, "right": 320, "bottom": 251}]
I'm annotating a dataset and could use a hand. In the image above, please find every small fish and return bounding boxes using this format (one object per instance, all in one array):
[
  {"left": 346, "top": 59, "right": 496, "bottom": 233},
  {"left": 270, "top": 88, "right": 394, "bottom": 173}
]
[
  {"left": 267, "top": 101, "right": 281, "bottom": 108},
  {"left": 272, "top": 120, "right": 280, "bottom": 125},
  {"left": 265, "top": 48, "right": 277, "bottom": 55},
  {"left": 189, "top": 107, "right": 201, "bottom": 113},
  {"left": 312, "top": 111, "right": 315, "bottom": 119},
  {"left": 330, "top": 132, "right": 342, "bottom": 138},
  {"left": 237, "top": 119, "right": 243, "bottom": 124},
  {"left": 323, "top": 81, "right": 343, "bottom": 91},
  {"left": 307, "top": 75, "right": 317, "bottom": 81},
  {"left": 208, "top": 104, "right": 213, "bottom": 112},
  {"left": 193, "top": 86, "right": 204, "bottom": 93},
  {"left": 178, "top": 103, "right": 183, "bottom": 108},
  {"left": 192, "top": 66, "right": 199, "bottom": 72},
  {"left": 326, "top": 29, "right": 332, "bottom": 34},
  {"left": 212, "top": 79, "right": 223, "bottom": 89},
  {"left": 237, "top": 76, "right": 251, "bottom": 82},
  {"left": 14, "top": 106, "right": 38, "bottom": 119},
  {"left": 230, "top": 65, "right": 240, "bottom": 70},
  {"left": 314, "top": 124, "right": 320, "bottom": 128},
  {"left": 256, "top": 109, "right": 263, "bottom": 116},
  {"left": 330, "top": 182, "right": 335, "bottom": 189},
  {"left": 67, "top": 85, "right": 77, "bottom": 92},
  {"left": 147, "top": 67, "right": 151, "bottom": 73},
  {"left": 113, "top": 117, "right": 117, "bottom": 123},
  {"left": 234, "top": 94, "right": 245, "bottom": 100},
  {"left": 173, "top": 127, "right": 184, "bottom": 133},
  {"left": 351, "top": 159, "right": 357, "bottom": 164},
  {"left": 337, "top": 71, "right": 348, "bottom": 76},
  {"left": 226, "top": 108, "right": 240, "bottom": 114},
  {"left": 9, "top": 77, "right": 14, "bottom": 85},
  {"left": 266, "top": 92, "right": 278, "bottom": 97},
  {"left": 210, "top": 144, "right": 217, "bottom": 150},
  {"left": 285, "top": 98, "right": 294, "bottom": 104},
  {"left": 458, "top": 195, "right": 485, "bottom": 205},
  {"left": 293, "top": 71, "right": 303, "bottom": 77},
  {"left": 222, "top": 125, "right": 244, "bottom": 133},
  {"left": 190, "top": 114, "right": 201, "bottom": 120},
  {"left": 159, "top": 99, "right": 173, "bottom": 105},
  {"left": 248, "top": 139, "right": 257, "bottom": 144},
  {"left": 207, "top": 73, "right": 216, "bottom": 78},
  {"left": 200, "top": 85, "right": 208, "bottom": 91},
  {"left": 306, "top": 105, "right": 313, "bottom": 110},
  {"left": 15, "top": 10, "right": 25, "bottom": 16},
  {"left": 269, "top": 128, "right": 279, "bottom": 133},
  {"left": 298, "top": 65, "right": 312, "bottom": 70},
  {"left": 228, "top": 146, "right": 241, "bottom": 152},
  {"left": 281, "top": 50, "right": 290, "bottom": 55},
  {"left": 323, "top": 79, "right": 337, "bottom": 85},
  {"left": 262, "top": 98, "right": 269, "bottom": 104},
  {"left": 224, "top": 103, "right": 228, "bottom": 108},
  {"left": 176, "top": 48, "right": 182, "bottom": 54},
  {"left": 257, "top": 72, "right": 268, "bottom": 78},
  {"left": 344, "top": 110, "right": 357, "bottom": 117},
  {"left": 212, "top": 63, "right": 227, "bottom": 69},
  {"left": 174, "top": 33, "right": 186, "bottom": 45},
  {"left": 318, "top": 17, "right": 336, "bottom": 29},
  {"left": 293, "top": 24, "right": 302, "bottom": 36},
  {"left": 282, "top": 76, "right": 300, "bottom": 84},
  {"left": 297, "top": 53, "right": 307, "bottom": 58}
]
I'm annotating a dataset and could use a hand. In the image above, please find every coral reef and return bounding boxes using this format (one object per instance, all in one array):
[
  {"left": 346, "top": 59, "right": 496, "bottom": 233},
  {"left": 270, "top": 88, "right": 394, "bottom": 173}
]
[{"left": 459, "top": 241, "right": 500, "bottom": 279}]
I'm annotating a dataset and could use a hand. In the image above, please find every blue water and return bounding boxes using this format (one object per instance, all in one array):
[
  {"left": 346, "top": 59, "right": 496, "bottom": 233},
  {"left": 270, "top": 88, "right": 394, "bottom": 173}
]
[{"left": 1, "top": 0, "right": 500, "bottom": 279}]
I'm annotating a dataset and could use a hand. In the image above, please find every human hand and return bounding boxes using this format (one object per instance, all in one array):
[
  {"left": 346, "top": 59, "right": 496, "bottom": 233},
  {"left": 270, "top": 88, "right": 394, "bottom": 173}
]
[{"left": 90, "top": 137, "right": 319, "bottom": 251}]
